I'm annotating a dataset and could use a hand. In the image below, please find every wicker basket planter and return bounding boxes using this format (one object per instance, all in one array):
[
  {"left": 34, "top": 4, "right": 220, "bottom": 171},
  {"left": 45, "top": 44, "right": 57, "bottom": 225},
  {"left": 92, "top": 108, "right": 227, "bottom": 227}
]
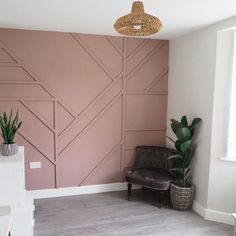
[{"left": 170, "top": 183, "right": 194, "bottom": 210}]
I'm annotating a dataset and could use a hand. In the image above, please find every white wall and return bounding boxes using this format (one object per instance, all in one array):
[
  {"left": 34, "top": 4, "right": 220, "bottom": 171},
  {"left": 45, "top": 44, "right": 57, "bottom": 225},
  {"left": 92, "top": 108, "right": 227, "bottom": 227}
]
[
  {"left": 207, "top": 30, "right": 236, "bottom": 214},
  {"left": 168, "top": 16, "right": 236, "bottom": 218}
]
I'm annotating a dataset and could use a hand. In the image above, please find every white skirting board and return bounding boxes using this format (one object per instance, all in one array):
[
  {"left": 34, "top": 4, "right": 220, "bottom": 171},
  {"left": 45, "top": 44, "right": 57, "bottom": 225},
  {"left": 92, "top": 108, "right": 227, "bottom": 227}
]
[
  {"left": 192, "top": 201, "right": 234, "bottom": 225},
  {"left": 28, "top": 182, "right": 141, "bottom": 200}
]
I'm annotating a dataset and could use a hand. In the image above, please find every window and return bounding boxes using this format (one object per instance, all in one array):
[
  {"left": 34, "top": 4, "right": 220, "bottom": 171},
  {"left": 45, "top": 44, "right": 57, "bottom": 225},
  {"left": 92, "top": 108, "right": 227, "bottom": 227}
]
[{"left": 227, "top": 32, "right": 236, "bottom": 158}]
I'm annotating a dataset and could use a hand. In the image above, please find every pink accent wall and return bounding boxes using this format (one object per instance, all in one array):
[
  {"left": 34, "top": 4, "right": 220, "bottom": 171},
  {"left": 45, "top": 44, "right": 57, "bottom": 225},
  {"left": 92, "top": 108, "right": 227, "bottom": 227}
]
[{"left": 0, "top": 29, "right": 169, "bottom": 190}]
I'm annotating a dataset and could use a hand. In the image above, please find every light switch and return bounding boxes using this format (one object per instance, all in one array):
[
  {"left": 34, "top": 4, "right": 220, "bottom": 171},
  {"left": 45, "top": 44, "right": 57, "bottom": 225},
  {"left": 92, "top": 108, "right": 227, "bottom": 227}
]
[{"left": 30, "top": 162, "right": 41, "bottom": 169}]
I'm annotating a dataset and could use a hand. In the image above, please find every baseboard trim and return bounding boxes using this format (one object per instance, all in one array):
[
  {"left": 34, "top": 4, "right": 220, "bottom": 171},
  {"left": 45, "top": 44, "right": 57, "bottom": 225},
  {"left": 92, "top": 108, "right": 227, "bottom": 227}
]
[
  {"left": 192, "top": 201, "right": 206, "bottom": 218},
  {"left": 192, "top": 201, "right": 233, "bottom": 225},
  {"left": 205, "top": 208, "right": 234, "bottom": 225},
  {"left": 27, "top": 182, "right": 140, "bottom": 200}
]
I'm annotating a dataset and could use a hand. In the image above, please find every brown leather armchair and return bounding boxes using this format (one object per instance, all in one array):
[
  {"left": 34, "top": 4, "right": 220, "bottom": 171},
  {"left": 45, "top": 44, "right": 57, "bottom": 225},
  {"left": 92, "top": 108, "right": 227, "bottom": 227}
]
[{"left": 125, "top": 146, "right": 176, "bottom": 206}]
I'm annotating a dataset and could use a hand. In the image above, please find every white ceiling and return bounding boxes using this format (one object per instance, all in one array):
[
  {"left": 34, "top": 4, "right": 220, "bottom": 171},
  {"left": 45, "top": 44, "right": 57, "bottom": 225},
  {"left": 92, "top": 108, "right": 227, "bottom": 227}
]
[{"left": 0, "top": 0, "right": 236, "bottom": 39}]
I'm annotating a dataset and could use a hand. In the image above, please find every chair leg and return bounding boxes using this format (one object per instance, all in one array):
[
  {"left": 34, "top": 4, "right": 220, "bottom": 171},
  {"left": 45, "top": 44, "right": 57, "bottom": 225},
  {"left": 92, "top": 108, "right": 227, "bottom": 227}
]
[
  {"left": 127, "top": 183, "right": 132, "bottom": 200},
  {"left": 158, "top": 190, "right": 165, "bottom": 208}
]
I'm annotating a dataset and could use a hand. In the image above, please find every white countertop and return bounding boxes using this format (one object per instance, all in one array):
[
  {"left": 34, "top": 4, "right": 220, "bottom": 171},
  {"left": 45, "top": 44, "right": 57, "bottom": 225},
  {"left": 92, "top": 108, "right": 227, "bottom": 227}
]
[{"left": 0, "top": 146, "right": 24, "bottom": 164}]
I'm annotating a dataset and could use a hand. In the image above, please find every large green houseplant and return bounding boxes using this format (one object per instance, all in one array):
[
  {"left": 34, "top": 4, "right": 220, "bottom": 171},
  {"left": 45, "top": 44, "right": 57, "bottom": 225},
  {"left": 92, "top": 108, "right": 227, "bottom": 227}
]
[
  {"left": 0, "top": 110, "right": 22, "bottom": 156},
  {"left": 168, "top": 115, "right": 201, "bottom": 210}
]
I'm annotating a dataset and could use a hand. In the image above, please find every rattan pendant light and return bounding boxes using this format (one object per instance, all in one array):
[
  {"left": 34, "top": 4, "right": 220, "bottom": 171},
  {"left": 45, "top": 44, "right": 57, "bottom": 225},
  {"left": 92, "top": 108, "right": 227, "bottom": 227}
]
[{"left": 114, "top": 1, "right": 162, "bottom": 36}]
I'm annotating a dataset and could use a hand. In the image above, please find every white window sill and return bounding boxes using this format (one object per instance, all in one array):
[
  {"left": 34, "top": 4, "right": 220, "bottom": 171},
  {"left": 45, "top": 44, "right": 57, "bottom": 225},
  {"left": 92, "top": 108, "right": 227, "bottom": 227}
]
[{"left": 220, "top": 157, "right": 236, "bottom": 162}]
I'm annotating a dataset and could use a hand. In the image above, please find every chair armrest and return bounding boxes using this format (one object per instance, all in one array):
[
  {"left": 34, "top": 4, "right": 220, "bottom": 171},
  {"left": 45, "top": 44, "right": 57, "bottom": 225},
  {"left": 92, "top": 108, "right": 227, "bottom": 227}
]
[{"left": 123, "top": 167, "right": 133, "bottom": 178}]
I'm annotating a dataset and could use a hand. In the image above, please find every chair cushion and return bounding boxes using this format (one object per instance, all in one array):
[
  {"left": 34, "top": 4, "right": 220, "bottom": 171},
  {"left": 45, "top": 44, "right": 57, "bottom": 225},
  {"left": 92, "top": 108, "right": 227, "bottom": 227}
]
[{"left": 125, "top": 167, "right": 172, "bottom": 191}]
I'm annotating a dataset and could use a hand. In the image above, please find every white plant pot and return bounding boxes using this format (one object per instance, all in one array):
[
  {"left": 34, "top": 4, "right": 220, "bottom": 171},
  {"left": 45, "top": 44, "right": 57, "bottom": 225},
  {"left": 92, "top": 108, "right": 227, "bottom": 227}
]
[{"left": 1, "top": 143, "right": 19, "bottom": 156}]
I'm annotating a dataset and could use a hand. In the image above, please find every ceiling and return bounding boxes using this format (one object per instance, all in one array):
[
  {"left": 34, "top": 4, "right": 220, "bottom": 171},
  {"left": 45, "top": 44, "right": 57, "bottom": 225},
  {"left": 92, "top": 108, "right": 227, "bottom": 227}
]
[{"left": 0, "top": 0, "right": 236, "bottom": 39}]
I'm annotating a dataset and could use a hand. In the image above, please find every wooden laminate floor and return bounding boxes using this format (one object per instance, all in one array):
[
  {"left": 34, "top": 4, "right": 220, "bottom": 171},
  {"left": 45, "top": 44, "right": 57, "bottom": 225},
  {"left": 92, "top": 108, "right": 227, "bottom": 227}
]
[{"left": 34, "top": 190, "right": 233, "bottom": 236}]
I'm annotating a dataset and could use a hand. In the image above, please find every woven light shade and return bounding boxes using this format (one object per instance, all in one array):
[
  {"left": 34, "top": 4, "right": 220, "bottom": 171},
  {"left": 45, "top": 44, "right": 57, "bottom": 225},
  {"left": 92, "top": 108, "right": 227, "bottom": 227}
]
[{"left": 114, "top": 1, "right": 162, "bottom": 36}]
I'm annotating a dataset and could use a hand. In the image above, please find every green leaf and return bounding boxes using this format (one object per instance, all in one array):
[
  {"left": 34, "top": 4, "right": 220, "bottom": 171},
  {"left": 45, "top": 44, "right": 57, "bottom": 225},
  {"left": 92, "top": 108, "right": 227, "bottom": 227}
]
[
  {"left": 16, "top": 121, "right": 22, "bottom": 130},
  {"left": 168, "top": 154, "right": 182, "bottom": 160},
  {"left": 189, "top": 118, "right": 202, "bottom": 130},
  {"left": 183, "top": 147, "right": 196, "bottom": 167},
  {"left": 175, "top": 140, "right": 182, "bottom": 152},
  {"left": 3, "top": 112, "right": 7, "bottom": 125},
  {"left": 189, "top": 118, "right": 201, "bottom": 136},
  {"left": 0, "top": 117, "right": 4, "bottom": 128},
  {"left": 8, "top": 129, "right": 14, "bottom": 143},
  {"left": 10, "top": 133, "right": 16, "bottom": 144},
  {"left": 11, "top": 111, "right": 18, "bottom": 128},
  {"left": 170, "top": 167, "right": 184, "bottom": 176},
  {"left": 176, "top": 127, "right": 191, "bottom": 141},
  {"left": 181, "top": 116, "right": 188, "bottom": 127},
  {"left": 9, "top": 109, "right": 13, "bottom": 125},
  {"left": 180, "top": 140, "right": 191, "bottom": 152},
  {"left": 0, "top": 110, "right": 22, "bottom": 144},
  {"left": 170, "top": 119, "right": 182, "bottom": 133},
  {"left": 2, "top": 128, "right": 8, "bottom": 143}
]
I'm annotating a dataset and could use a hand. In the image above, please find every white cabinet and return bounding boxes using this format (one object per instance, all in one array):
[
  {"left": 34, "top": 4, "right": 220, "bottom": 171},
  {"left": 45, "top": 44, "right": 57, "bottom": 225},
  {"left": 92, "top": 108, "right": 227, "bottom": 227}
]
[
  {"left": 0, "top": 206, "right": 11, "bottom": 236},
  {"left": 0, "top": 147, "right": 34, "bottom": 236}
]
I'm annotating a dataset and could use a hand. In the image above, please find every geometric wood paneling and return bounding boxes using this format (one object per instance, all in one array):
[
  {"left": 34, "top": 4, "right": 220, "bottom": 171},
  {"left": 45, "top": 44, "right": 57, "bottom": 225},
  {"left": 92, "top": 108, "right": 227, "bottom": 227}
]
[
  {"left": 126, "top": 42, "right": 169, "bottom": 91},
  {"left": 77, "top": 34, "right": 123, "bottom": 78},
  {"left": 0, "top": 28, "right": 169, "bottom": 190},
  {"left": 0, "top": 84, "right": 52, "bottom": 98},
  {"left": 0, "top": 48, "right": 15, "bottom": 63},
  {"left": 25, "top": 101, "right": 54, "bottom": 129},
  {"left": 57, "top": 97, "right": 122, "bottom": 187},
  {"left": 0, "top": 66, "right": 34, "bottom": 81},
  {"left": 125, "top": 95, "right": 168, "bottom": 129},
  {"left": 124, "top": 130, "right": 166, "bottom": 150},
  {"left": 82, "top": 145, "right": 122, "bottom": 186}
]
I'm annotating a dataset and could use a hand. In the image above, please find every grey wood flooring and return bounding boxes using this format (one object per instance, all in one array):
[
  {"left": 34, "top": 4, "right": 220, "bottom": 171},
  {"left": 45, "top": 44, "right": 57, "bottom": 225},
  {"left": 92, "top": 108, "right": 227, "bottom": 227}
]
[{"left": 34, "top": 190, "right": 233, "bottom": 236}]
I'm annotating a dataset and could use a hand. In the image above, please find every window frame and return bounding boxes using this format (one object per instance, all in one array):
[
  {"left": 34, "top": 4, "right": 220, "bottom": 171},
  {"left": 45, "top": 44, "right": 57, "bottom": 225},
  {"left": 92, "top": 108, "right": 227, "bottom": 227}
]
[{"left": 226, "top": 31, "right": 236, "bottom": 159}]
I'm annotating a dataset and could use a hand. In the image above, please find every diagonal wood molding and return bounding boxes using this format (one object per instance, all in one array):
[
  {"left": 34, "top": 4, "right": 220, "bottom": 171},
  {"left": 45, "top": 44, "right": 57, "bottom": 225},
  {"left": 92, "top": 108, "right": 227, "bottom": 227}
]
[{"left": 0, "top": 29, "right": 169, "bottom": 190}]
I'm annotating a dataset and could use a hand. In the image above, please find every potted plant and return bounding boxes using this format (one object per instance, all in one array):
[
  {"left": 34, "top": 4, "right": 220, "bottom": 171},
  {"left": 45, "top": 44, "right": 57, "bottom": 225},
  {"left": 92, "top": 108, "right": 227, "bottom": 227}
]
[
  {"left": 0, "top": 110, "right": 22, "bottom": 156},
  {"left": 168, "top": 115, "right": 201, "bottom": 210}
]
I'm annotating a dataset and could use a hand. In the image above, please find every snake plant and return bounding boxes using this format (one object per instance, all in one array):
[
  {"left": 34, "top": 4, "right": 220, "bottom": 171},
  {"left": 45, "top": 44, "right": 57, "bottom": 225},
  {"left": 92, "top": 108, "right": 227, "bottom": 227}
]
[
  {"left": 0, "top": 110, "right": 22, "bottom": 144},
  {"left": 168, "top": 115, "right": 202, "bottom": 188}
]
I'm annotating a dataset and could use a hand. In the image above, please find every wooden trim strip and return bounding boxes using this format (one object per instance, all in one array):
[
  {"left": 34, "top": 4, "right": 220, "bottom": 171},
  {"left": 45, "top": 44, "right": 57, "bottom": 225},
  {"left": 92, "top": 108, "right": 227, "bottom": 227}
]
[
  {"left": 126, "top": 41, "right": 167, "bottom": 80},
  {"left": 79, "top": 142, "right": 122, "bottom": 186},
  {"left": 145, "top": 68, "right": 169, "bottom": 92},
  {"left": 71, "top": 33, "right": 115, "bottom": 82},
  {"left": 105, "top": 36, "right": 124, "bottom": 56},
  {"left": 20, "top": 100, "right": 55, "bottom": 133},
  {"left": 58, "top": 92, "right": 122, "bottom": 156}
]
